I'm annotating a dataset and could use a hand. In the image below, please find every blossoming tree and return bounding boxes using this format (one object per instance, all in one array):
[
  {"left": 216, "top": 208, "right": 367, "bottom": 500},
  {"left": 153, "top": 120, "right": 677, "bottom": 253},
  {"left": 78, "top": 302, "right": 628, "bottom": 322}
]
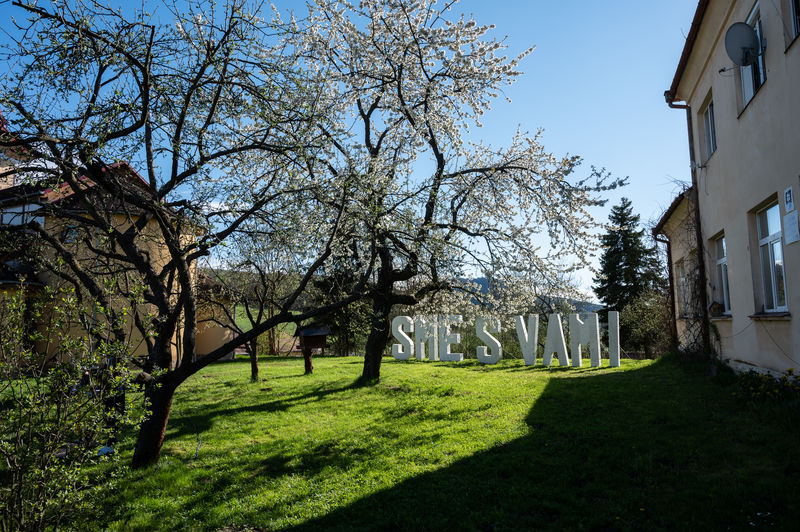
[
  {"left": 291, "top": 0, "right": 623, "bottom": 380},
  {"left": 0, "top": 0, "right": 373, "bottom": 467}
]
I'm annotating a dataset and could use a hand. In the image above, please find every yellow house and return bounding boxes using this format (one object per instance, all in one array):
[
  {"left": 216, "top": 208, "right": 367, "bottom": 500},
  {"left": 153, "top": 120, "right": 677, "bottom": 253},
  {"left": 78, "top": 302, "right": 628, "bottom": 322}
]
[
  {"left": 0, "top": 160, "right": 234, "bottom": 366},
  {"left": 656, "top": 0, "right": 800, "bottom": 373}
]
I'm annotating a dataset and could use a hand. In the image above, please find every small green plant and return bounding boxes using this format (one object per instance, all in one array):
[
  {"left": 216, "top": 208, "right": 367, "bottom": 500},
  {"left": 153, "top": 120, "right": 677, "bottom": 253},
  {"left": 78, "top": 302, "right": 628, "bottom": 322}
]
[{"left": 734, "top": 368, "right": 800, "bottom": 404}]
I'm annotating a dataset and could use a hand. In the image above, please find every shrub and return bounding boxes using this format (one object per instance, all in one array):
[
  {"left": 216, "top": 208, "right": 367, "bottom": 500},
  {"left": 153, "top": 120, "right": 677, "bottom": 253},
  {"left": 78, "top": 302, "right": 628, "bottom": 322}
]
[
  {"left": 620, "top": 288, "right": 673, "bottom": 357},
  {"left": 0, "top": 287, "right": 143, "bottom": 531}
]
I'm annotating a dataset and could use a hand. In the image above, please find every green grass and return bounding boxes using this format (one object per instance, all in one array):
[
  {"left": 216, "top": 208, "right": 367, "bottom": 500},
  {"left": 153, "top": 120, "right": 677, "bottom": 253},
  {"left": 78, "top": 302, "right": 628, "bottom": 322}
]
[
  {"left": 233, "top": 305, "right": 297, "bottom": 336},
  {"left": 97, "top": 356, "right": 800, "bottom": 530}
]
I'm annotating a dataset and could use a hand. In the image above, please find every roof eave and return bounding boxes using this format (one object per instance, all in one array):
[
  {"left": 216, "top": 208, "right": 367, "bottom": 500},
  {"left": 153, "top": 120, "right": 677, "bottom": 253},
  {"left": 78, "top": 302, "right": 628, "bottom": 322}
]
[
  {"left": 666, "top": 0, "right": 711, "bottom": 104},
  {"left": 653, "top": 187, "right": 693, "bottom": 236}
]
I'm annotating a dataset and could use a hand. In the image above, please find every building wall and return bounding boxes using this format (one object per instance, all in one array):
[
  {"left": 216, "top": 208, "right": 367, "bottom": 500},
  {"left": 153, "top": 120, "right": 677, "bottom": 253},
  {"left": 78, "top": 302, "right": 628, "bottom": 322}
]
[
  {"left": 0, "top": 158, "right": 15, "bottom": 189},
  {"left": 1, "top": 203, "right": 235, "bottom": 367},
  {"left": 660, "top": 196, "right": 698, "bottom": 347},
  {"left": 672, "top": 0, "right": 800, "bottom": 372}
]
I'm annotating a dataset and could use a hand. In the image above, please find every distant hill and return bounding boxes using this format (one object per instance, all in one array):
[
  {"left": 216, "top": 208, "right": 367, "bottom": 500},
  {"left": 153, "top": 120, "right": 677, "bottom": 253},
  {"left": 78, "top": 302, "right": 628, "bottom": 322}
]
[{"left": 466, "top": 277, "right": 602, "bottom": 314}]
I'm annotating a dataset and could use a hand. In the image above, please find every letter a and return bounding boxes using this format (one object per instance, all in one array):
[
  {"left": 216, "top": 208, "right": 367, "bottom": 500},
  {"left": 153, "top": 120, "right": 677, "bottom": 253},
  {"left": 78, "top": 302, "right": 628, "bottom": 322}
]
[{"left": 542, "top": 314, "right": 569, "bottom": 367}]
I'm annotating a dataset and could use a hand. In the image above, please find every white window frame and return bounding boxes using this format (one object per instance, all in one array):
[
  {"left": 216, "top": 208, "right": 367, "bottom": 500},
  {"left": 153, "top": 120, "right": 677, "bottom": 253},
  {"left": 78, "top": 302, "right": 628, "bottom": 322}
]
[
  {"left": 741, "top": 7, "right": 767, "bottom": 107},
  {"left": 756, "top": 203, "right": 788, "bottom": 312},
  {"left": 702, "top": 100, "right": 717, "bottom": 161},
  {"left": 0, "top": 203, "right": 43, "bottom": 228},
  {"left": 714, "top": 235, "right": 730, "bottom": 313}
]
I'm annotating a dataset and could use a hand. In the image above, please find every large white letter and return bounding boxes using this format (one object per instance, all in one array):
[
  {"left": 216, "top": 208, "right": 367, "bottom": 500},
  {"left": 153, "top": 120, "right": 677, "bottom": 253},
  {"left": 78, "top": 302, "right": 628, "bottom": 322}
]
[
  {"left": 476, "top": 317, "right": 502, "bottom": 364},
  {"left": 414, "top": 316, "right": 438, "bottom": 361},
  {"left": 514, "top": 315, "right": 539, "bottom": 366},
  {"left": 438, "top": 315, "right": 464, "bottom": 362},
  {"left": 542, "top": 314, "right": 569, "bottom": 367},
  {"left": 569, "top": 313, "right": 602, "bottom": 367},
  {"left": 391, "top": 316, "right": 414, "bottom": 360},
  {"left": 608, "top": 311, "right": 621, "bottom": 367}
]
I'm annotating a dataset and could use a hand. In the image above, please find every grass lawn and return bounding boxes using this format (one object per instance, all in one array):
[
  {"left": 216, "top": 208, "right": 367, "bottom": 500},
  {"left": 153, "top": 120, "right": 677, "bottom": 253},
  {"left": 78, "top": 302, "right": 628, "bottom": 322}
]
[
  {"left": 98, "top": 355, "right": 800, "bottom": 530},
  {"left": 233, "top": 305, "right": 297, "bottom": 336}
]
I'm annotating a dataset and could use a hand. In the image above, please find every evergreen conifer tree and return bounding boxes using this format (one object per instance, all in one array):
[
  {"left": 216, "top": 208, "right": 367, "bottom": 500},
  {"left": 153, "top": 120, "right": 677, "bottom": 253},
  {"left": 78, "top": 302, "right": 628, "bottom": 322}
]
[{"left": 593, "top": 198, "right": 664, "bottom": 337}]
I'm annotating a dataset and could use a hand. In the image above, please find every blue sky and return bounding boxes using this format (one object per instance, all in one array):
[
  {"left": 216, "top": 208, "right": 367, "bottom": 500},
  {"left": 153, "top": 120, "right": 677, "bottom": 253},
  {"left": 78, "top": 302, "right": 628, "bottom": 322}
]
[
  {"left": 448, "top": 1, "right": 699, "bottom": 217},
  {"left": 443, "top": 0, "right": 700, "bottom": 292}
]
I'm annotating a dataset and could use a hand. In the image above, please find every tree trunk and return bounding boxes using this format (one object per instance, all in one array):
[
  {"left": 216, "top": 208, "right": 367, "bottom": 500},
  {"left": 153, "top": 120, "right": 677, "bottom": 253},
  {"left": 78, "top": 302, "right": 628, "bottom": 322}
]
[
  {"left": 249, "top": 338, "right": 259, "bottom": 382},
  {"left": 131, "top": 376, "right": 178, "bottom": 469},
  {"left": 266, "top": 327, "right": 278, "bottom": 356},
  {"left": 302, "top": 347, "right": 313, "bottom": 375},
  {"left": 362, "top": 297, "right": 392, "bottom": 382}
]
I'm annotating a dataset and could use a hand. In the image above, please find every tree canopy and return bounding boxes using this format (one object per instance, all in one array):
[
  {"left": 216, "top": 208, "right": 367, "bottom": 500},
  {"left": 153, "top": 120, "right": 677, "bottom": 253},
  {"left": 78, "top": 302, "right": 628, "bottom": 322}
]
[
  {"left": 0, "top": 0, "right": 373, "bottom": 467},
  {"left": 593, "top": 197, "right": 664, "bottom": 344},
  {"left": 289, "top": 0, "right": 623, "bottom": 380}
]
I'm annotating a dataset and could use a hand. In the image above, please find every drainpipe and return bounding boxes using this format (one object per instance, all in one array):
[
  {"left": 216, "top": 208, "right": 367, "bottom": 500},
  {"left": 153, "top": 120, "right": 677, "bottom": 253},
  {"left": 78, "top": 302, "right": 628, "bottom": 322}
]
[
  {"left": 654, "top": 234, "right": 679, "bottom": 350},
  {"left": 664, "top": 92, "right": 712, "bottom": 356}
]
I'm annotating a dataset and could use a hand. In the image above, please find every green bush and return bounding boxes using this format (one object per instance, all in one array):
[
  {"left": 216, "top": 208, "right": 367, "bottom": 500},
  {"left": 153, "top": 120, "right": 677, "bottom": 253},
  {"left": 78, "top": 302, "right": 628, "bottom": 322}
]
[
  {"left": 0, "top": 287, "right": 143, "bottom": 531},
  {"left": 620, "top": 288, "right": 673, "bottom": 356}
]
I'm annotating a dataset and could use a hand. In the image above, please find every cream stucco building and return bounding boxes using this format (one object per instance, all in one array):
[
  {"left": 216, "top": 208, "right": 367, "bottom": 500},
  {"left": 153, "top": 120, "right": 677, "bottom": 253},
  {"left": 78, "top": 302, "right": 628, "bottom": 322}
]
[
  {"left": 0, "top": 160, "right": 235, "bottom": 366},
  {"left": 655, "top": 0, "right": 800, "bottom": 373}
]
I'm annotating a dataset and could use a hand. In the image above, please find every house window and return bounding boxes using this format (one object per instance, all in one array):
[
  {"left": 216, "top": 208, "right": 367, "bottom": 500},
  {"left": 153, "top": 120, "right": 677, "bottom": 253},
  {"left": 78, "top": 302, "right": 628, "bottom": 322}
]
[
  {"left": 1, "top": 204, "right": 43, "bottom": 227},
  {"left": 714, "top": 235, "right": 730, "bottom": 313},
  {"left": 702, "top": 101, "right": 717, "bottom": 160},
  {"left": 62, "top": 225, "right": 79, "bottom": 243},
  {"left": 792, "top": 0, "right": 800, "bottom": 39},
  {"left": 741, "top": 8, "right": 766, "bottom": 107},
  {"left": 756, "top": 203, "right": 788, "bottom": 311}
]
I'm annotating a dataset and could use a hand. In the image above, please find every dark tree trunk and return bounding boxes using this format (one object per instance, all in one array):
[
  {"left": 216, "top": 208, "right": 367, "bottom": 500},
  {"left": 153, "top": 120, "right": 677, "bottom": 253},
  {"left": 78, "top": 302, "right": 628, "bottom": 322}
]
[
  {"left": 266, "top": 327, "right": 278, "bottom": 356},
  {"left": 249, "top": 338, "right": 259, "bottom": 382},
  {"left": 362, "top": 296, "right": 392, "bottom": 381},
  {"left": 131, "top": 375, "right": 179, "bottom": 469},
  {"left": 362, "top": 247, "right": 396, "bottom": 382},
  {"left": 302, "top": 347, "right": 313, "bottom": 375}
]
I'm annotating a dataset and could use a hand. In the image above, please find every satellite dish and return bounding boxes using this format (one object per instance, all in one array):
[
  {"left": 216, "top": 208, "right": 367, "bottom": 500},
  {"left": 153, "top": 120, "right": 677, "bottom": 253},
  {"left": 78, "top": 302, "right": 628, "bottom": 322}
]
[{"left": 725, "top": 22, "right": 759, "bottom": 66}]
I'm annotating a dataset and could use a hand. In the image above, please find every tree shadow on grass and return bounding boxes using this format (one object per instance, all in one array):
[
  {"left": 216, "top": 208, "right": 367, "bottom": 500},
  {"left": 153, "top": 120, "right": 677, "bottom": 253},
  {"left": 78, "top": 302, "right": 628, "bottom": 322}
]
[
  {"left": 282, "top": 357, "right": 800, "bottom": 531},
  {"left": 166, "top": 380, "right": 364, "bottom": 440}
]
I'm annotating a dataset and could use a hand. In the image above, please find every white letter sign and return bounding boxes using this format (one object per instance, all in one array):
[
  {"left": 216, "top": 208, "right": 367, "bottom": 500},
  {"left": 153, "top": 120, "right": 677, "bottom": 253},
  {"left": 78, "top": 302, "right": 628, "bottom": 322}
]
[
  {"left": 514, "top": 315, "right": 539, "bottom": 366},
  {"left": 389, "top": 312, "right": 621, "bottom": 370},
  {"left": 569, "top": 313, "right": 601, "bottom": 368},
  {"left": 438, "top": 315, "right": 464, "bottom": 362},
  {"left": 391, "top": 316, "right": 414, "bottom": 360},
  {"left": 542, "top": 314, "right": 569, "bottom": 367},
  {"left": 476, "top": 317, "right": 502, "bottom": 364},
  {"left": 608, "top": 311, "right": 621, "bottom": 367},
  {"left": 414, "top": 316, "right": 438, "bottom": 361}
]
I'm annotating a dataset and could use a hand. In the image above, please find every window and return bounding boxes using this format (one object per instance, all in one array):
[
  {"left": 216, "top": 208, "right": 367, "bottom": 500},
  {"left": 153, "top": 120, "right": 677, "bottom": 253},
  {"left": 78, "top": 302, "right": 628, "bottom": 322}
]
[
  {"left": 0, "top": 204, "right": 43, "bottom": 227},
  {"left": 741, "top": 8, "right": 766, "bottom": 107},
  {"left": 714, "top": 235, "right": 730, "bottom": 313},
  {"left": 702, "top": 100, "right": 717, "bottom": 160},
  {"left": 792, "top": 0, "right": 800, "bottom": 39},
  {"left": 756, "top": 203, "right": 788, "bottom": 311},
  {"left": 61, "top": 225, "right": 79, "bottom": 243}
]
